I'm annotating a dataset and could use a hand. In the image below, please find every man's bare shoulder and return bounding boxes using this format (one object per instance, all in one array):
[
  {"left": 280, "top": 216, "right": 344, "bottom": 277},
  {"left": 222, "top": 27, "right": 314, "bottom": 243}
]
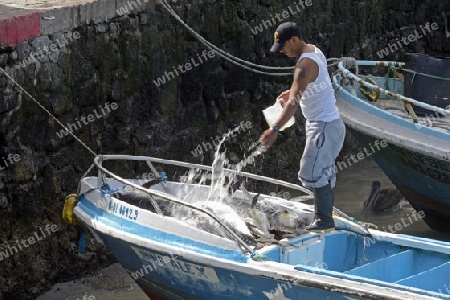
[{"left": 294, "top": 57, "right": 318, "bottom": 82}]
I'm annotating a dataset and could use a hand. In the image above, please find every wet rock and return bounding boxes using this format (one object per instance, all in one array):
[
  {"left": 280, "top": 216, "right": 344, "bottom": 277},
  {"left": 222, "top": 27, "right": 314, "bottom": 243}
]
[
  {"left": 95, "top": 24, "right": 108, "bottom": 33},
  {"left": 49, "top": 93, "right": 72, "bottom": 115},
  {"left": 15, "top": 43, "right": 32, "bottom": 61},
  {"left": 0, "top": 53, "right": 8, "bottom": 67},
  {"left": 31, "top": 36, "right": 51, "bottom": 53},
  {"left": 0, "top": 194, "right": 8, "bottom": 209},
  {"left": 0, "top": 93, "right": 19, "bottom": 114},
  {"left": 9, "top": 51, "right": 17, "bottom": 61},
  {"left": 139, "top": 13, "right": 149, "bottom": 24}
]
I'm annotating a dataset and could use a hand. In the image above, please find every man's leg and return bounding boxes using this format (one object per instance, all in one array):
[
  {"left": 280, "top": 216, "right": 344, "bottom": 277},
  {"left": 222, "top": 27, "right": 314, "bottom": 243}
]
[{"left": 298, "top": 118, "right": 345, "bottom": 232}]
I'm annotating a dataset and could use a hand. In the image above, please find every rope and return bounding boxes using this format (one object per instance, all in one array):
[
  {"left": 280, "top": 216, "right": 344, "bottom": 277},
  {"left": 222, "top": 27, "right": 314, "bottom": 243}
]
[
  {"left": 77, "top": 163, "right": 96, "bottom": 194},
  {"left": 0, "top": 67, "right": 98, "bottom": 157},
  {"left": 397, "top": 67, "right": 450, "bottom": 82},
  {"left": 337, "top": 61, "right": 450, "bottom": 116},
  {"left": 159, "top": 0, "right": 293, "bottom": 76},
  {"left": 363, "top": 237, "right": 369, "bottom": 263},
  {"left": 327, "top": 57, "right": 358, "bottom": 75},
  {"left": 159, "top": 0, "right": 359, "bottom": 78}
]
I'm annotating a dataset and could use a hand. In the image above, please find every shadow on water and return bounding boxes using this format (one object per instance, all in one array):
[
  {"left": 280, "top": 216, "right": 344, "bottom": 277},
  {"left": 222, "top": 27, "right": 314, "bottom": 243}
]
[{"left": 334, "top": 157, "right": 450, "bottom": 242}]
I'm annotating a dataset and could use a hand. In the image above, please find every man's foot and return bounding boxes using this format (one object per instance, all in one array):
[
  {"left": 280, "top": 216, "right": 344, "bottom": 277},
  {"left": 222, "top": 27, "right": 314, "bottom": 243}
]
[
  {"left": 306, "top": 227, "right": 335, "bottom": 233},
  {"left": 305, "top": 220, "right": 335, "bottom": 233}
]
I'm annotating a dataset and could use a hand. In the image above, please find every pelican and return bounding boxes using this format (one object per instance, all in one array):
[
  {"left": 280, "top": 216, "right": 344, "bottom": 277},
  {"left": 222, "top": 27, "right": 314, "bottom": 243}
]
[{"left": 362, "top": 181, "right": 404, "bottom": 213}]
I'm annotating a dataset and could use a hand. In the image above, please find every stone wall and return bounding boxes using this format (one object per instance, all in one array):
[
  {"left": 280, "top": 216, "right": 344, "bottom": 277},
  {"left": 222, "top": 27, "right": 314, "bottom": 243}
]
[{"left": 0, "top": 0, "right": 449, "bottom": 298}]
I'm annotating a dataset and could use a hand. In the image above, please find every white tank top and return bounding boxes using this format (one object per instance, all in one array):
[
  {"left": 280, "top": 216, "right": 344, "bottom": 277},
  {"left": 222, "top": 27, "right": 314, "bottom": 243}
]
[{"left": 297, "top": 47, "right": 340, "bottom": 122}]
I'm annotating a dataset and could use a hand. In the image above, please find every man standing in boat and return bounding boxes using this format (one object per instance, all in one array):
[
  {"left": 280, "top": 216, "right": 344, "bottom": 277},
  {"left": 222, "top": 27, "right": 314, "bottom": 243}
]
[{"left": 260, "top": 22, "right": 346, "bottom": 233}]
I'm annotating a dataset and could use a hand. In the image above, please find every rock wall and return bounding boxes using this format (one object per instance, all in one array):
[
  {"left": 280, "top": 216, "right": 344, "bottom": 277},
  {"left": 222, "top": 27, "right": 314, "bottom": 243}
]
[{"left": 0, "top": 0, "right": 449, "bottom": 298}]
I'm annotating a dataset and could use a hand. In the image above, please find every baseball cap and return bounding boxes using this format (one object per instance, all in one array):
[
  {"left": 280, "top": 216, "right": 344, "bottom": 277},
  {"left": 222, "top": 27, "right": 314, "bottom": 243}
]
[{"left": 270, "top": 22, "right": 301, "bottom": 52}]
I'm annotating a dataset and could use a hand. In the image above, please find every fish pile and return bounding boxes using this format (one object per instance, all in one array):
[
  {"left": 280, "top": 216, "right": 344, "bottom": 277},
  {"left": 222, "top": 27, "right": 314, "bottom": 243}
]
[
  {"left": 112, "top": 181, "right": 372, "bottom": 247},
  {"left": 112, "top": 185, "right": 312, "bottom": 246}
]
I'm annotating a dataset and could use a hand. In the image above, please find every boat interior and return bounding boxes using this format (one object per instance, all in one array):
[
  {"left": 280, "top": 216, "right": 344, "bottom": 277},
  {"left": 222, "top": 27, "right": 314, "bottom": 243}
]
[{"left": 259, "top": 231, "right": 450, "bottom": 296}]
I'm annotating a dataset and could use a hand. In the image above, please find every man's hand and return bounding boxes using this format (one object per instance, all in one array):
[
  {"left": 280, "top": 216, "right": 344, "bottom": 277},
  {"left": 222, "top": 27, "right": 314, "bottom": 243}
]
[
  {"left": 260, "top": 129, "right": 278, "bottom": 148},
  {"left": 277, "top": 90, "right": 290, "bottom": 106}
]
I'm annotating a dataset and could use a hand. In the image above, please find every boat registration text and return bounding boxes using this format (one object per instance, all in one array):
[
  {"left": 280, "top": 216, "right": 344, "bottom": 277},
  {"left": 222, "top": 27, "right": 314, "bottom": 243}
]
[{"left": 108, "top": 200, "right": 139, "bottom": 220}]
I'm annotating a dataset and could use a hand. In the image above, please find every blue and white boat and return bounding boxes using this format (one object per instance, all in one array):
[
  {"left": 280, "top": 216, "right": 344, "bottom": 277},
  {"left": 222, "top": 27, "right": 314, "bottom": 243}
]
[
  {"left": 71, "top": 155, "right": 450, "bottom": 299},
  {"left": 332, "top": 60, "right": 450, "bottom": 233}
]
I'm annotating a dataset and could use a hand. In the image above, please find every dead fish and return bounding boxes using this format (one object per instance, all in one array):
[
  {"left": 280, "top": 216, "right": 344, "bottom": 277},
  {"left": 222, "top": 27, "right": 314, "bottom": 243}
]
[
  {"left": 175, "top": 201, "right": 258, "bottom": 245},
  {"left": 227, "top": 197, "right": 309, "bottom": 236}
]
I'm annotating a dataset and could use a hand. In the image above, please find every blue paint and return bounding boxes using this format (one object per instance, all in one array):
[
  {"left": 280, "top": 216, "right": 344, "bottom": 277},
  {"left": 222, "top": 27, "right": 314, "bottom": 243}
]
[
  {"left": 397, "top": 261, "right": 450, "bottom": 292},
  {"left": 348, "top": 130, "right": 450, "bottom": 207},
  {"left": 398, "top": 234, "right": 450, "bottom": 246},
  {"left": 322, "top": 232, "right": 402, "bottom": 272},
  {"left": 288, "top": 232, "right": 450, "bottom": 298},
  {"left": 94, "top": 230, "right": 366, "bottom": 300},
  {"left": 335, "top": 69, "right": 450, "bottom": 226},
  {"left": 345, "top": 249, "right": 448, "bottom": 283}
]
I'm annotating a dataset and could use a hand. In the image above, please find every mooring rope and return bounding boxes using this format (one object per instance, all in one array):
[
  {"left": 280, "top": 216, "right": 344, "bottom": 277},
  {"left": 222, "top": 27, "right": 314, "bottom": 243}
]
[
  {"left": 0, "top": 12, "right": 358, "bottom": 254},
  {"left": 0, "top": 67, "right": 98, "bottom": 157},
  {"left": 159, "top": 0, "right": 294, "bottom": 76},
  {"left": 395, "top": 66, "right": 450, "bottom": 82},
  {"left": 159, "top": 0, "right": 358, "bottom": 77}
]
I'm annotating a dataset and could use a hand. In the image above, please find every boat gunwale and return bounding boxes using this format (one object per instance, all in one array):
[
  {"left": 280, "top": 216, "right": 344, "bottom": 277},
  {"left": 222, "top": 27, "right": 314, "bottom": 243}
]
[
  {"left": 74, "top": 149, "right": 450, "bottom": 299},
  {"left": 337, "top": 60, "right": 450, "bottom": 116},
  {"left": 332, "top": 74, "right": 450, "bottom": 161},
  {"left": 94, "top": 154, "right": 313, "bottom": 196}
]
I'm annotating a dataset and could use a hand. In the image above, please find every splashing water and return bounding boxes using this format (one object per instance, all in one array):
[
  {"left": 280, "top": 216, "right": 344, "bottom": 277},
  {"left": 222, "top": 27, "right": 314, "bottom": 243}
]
[
  {"left": 208, "top": 127, "right": 235, "bottom": 201},
  {"left": 233, "top": 141, "right": 267, "bottom": 173},
  {"left": 208, "top": 138, "right": 267, "bottom": 202},
  {"left": 172, "top": 126, "right": 250, "bottom": 208},
  {"left": 173, "top": 126, "right": 268, "bottom": 221}
]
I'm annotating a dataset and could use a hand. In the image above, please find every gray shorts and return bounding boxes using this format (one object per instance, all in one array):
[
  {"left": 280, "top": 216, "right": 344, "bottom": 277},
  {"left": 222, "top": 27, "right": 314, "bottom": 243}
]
[{"left": 298, "top": 118, "right": 346, "bottom": 188}]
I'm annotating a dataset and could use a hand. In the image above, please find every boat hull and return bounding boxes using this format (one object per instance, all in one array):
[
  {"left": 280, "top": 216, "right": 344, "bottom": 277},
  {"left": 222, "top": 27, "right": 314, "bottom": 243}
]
[
  {"left": 94, "top": 230, "right": 365, "bottom": 300},
  {"left": 348, "top": 129, "right": 450, "bottom": 232},
  {"left": 73, "top": 174, "right": 450, "bottom": 300}
]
